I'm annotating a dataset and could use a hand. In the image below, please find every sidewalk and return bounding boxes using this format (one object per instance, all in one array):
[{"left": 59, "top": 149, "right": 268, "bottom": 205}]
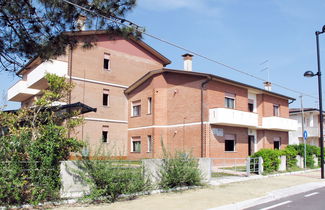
[{"left": 52, "top": 170, "right": 325, "bottom": 210}]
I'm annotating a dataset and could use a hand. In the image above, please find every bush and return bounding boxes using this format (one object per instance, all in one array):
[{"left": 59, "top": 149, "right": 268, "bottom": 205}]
[
  {"left": 289, "top": 144, "right": 320, "bottom": 168},
  {"left": 159, "top": 151, "right": 202, "bottom": 189},
  {"left": 251, "top": 149, "right": 281, "bottom": 173},
  {"left": 78, "top": 154, "right": 150, "bottom": 203},
  {"left": 282, "top": 146, "right": 298, "bottom": 169}
]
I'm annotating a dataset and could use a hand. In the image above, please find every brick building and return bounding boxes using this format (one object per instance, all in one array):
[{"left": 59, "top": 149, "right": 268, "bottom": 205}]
[
  {"left": 7, "top": 31, "right": 170, "bottom": 157},
  {"left": 125, "top": 59, "right": 297, "bottom": 159},
  {"left": 7, "top": 31, "right": 297, "bottom": 160}
]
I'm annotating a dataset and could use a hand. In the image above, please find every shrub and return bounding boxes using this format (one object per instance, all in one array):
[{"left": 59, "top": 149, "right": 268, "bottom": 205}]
[
  {"left": 289, "top": 144, "right": 320, "bottom": 168},
  {"left": 251, "top": 149, "right": 281, "bottom": 173},
  {"left": 77, "top": 154, "right": 150, "bottom": 203},
  {"left": 159, "top": 151, "right": 202, "bottom": 189},
  {"left": 282, "top": 146, "right": 298, "bottom": 169}
]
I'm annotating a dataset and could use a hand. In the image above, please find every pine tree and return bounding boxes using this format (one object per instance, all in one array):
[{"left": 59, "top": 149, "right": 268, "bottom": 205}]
[{"left": 0, "top": 0, "right": 139, "bottom": 73}]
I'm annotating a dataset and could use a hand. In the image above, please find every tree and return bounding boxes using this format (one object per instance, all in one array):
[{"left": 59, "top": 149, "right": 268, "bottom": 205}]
[
  {"left": 0, "top": 0, "right": 140, "bottom": 73},
  {"left": 0, "top": 74, "right": 85, "bottom": 205}
]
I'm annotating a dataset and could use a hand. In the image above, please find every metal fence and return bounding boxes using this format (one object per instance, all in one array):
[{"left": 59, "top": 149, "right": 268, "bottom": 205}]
[{"left": 210, "top": 157, "right": 262, "bottom": 178}]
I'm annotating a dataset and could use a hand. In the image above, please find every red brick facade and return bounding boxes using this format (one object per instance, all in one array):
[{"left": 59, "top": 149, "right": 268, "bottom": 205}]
[{"left": 126, "top": 70, "right": 292, "bottom": 159}]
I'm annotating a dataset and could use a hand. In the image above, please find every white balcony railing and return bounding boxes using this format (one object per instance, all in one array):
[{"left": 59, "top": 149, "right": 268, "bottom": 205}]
[
  {"left": 26, "top": 60, "right": 68, "bottom": 89},
  {"left": 209, "top": 108, "right": 258, "bottom": 128},
  {"left": 7, "top": 59, "right": 68, "bottom": 102},
  {"left": 296, "top": 127, "right": 319, "bottom": 137},
  {"left": 262, "top": 116, "right": 298, "bottom": 131},
  {"left": 7, "top": 80, "right": 40, "bottom": 102}
]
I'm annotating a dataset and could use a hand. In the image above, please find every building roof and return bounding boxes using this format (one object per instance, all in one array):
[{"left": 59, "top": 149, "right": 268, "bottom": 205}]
[
  {"left": 16, "top": 30, "right": 171, "bottom": 75},
  {"left": 125, "top": 68, "right": 296, "bottom": 101},
  {"left": 289, "top": 108, "right": 324, "bottom": 114}
]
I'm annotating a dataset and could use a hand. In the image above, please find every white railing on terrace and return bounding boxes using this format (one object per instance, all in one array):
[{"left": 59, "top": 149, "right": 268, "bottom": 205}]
[{"left": 209, "top": 108, "right": 258, "bottom": 128}]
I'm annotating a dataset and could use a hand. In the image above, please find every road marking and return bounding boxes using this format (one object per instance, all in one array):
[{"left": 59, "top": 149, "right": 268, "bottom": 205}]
[
  {"left": 304, "top": 192, "right": 319, "bottom": 197},
  {"left": 260, "top": 200, "right": 292, "bottom": 210}
]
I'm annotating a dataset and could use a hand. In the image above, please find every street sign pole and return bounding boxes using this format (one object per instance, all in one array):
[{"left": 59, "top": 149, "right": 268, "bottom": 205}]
[{"left": 303, "top": 130, "right": 308, "bottom": 169}]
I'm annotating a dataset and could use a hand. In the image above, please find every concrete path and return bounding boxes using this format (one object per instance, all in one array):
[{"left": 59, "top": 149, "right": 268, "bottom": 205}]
[{"left": 52, "top": 170, "right": 325, "bottom": 210}]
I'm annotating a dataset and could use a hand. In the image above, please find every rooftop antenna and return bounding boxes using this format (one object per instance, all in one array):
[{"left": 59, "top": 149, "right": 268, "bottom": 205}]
[{"left": 260, "top": 60, "right": 270, "bottom": 82}]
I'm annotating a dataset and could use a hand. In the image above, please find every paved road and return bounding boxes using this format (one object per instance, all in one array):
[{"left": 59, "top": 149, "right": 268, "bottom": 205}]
[{"left": 245, "top": 186, "right": 325, "bottom": 210}]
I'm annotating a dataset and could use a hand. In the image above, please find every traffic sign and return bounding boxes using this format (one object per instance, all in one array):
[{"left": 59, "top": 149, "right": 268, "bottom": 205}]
[{"left": 303, "top": 130, "right": 308, "bottom": 140}]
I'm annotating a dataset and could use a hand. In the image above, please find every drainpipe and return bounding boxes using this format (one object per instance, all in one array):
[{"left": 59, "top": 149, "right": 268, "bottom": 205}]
[{"left": 201, "top": 76, "right": 211, "bottom": 158}]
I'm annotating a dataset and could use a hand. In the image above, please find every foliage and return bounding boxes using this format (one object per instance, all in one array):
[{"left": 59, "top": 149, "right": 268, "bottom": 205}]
[
  {"left": 0, "top": 74, "right": 83, "bottom": 205},
  {"left": 159, "top": 151, "right": 202, "bottom": 190},
  {"left": 251, "top": 149, "right": 281, "bottom": 173},
  {"left": 282, "top": 146, "right": 298, "bottom": 169},
  {"left": 0, "top": 0, "right": 140, "bottom": 73},
  {"left": 76, "top": 150, "right": 149, "bottom": 203},
  {"left": 288, "top": 144, "right": 320, "bottom": 168}
]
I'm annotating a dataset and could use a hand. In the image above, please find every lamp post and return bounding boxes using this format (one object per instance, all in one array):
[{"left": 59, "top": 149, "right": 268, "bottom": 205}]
[{"left": 304, "top": 25, "right": 325, "bottom": 179}]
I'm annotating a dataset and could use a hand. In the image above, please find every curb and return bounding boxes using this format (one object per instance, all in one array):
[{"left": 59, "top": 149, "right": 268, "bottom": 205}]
[{"left": 208, "top": 172, "right": 325, "bottom": 210}]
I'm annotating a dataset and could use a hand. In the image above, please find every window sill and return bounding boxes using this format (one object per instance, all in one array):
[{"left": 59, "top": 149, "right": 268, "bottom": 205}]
[
  {"left": 224, "top": 151, "right": 237, "bottom": 153},
  {"left": 131, "top": 151, "right": 141, "bottom": 153},
  {"left": 147, "top": 113, "right": 152, "bottom": 115},
  {"left": 146, "top": 151, "right": 152, "bottom": 153},
  {"left": 131, "top": 115, "right": 141, "bottom": 118}
]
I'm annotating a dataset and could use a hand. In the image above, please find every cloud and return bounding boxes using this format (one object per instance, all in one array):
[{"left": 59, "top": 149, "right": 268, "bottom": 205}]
[{"left": 137, "top": 0, "right": 221, "bottom": 16}]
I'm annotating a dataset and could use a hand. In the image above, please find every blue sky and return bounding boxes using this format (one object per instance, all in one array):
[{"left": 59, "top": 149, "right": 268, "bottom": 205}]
[{"left": 1, "top": 0, "right": 325, "bottom": 110}]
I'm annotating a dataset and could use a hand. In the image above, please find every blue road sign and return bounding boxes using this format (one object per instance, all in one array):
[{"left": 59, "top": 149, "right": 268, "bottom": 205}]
[{"left": 303, "top": 130, "right": 308, "bottom": 140}]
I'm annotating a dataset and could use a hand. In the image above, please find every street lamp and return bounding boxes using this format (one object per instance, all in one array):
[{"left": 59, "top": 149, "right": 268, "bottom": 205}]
[{"left": 304, "top": 25, "right": 325, "bottom": 179}]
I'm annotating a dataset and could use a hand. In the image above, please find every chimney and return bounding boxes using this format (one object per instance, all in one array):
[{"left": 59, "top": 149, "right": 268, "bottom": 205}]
[
  {"left": 182, "top": 53, "right": 193, "bottom": 71},
  {"left": 76, "top": 15, "right": 86, "bottom": 31},
  {"left": 263, "top": 81, "right": 272, "bottom": 91}
]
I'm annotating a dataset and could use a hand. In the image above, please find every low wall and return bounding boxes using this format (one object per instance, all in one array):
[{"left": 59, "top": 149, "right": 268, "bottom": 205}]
[{"left": 60, "top": 161, "right": 89, "bottom": 198}]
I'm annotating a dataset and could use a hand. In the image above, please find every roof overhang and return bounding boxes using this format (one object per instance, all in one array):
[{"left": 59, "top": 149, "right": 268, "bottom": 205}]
[{"left": 125, "top": 68, "right": 295, "bottom": 101}]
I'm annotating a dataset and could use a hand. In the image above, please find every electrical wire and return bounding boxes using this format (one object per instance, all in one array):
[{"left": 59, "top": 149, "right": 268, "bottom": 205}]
[{"left": 61, "top": 0, "right": 318, "bottom": 101}]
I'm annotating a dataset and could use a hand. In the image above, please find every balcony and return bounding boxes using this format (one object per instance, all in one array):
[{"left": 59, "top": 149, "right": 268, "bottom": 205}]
[
  {"left": 296, "top": 127, "right": 319, "bottom": 137},
  {"left": 7, "top": 80, "right": 40, "bottom": 102},
  {"left": 7, "top": 60, "right": 68, "bottom": 102},
  {"left": 262, "top": 116, "right": 298, "bottom": 131},
  {"left": 209, "top": 108, "right": 258, "bottom": 128},
  {"left": 26, "top": 60, "right": 68, "bottom": 89}
]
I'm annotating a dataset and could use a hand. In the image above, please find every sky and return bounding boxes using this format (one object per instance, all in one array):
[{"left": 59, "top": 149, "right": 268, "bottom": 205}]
[{"left": 1, "top": 0, "right": 325, "bottom": 110}]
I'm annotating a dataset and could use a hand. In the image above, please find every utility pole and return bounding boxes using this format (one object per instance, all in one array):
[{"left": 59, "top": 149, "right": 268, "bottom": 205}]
[{"left": 300, "top": 95, "right": 306, "bottom": 169}]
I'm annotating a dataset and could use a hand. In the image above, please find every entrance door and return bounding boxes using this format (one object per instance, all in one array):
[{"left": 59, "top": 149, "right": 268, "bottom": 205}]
[{"left": 248, "top": 135, "right": 255, "bottom": 156}]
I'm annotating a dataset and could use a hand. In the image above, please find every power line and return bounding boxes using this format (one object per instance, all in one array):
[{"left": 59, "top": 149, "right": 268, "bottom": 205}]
[{"left": 61, "top": 0, "right": 318, "bottom": 101}]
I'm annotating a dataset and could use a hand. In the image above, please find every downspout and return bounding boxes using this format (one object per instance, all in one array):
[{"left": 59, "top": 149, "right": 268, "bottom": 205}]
[{"left": 201, "top": 76, "right": 211, "bottom": 158}]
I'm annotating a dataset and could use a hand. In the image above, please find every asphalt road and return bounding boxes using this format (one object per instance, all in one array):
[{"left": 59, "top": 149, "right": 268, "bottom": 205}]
[{"left": 245, "top": 186, "right": 325, "bottom": 210}]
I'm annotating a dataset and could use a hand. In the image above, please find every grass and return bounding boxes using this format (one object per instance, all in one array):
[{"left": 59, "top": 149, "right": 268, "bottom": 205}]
[
  {"left": 212, "top": 172, "right": 240, "bottom": 178},
  {"left": 219, "top": 166, "right": 246, "bottom": 171}
]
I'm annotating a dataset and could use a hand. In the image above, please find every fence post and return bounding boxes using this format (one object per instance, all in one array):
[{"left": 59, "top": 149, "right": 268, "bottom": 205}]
[
  {"left": 258, "top": 157, "right": 264, "bottom": 175},
  {"left": 246, "top": 157, "right": 251, "bottom": 177}
]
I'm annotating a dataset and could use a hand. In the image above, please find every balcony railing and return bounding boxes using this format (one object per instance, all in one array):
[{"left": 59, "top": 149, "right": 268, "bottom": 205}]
[
  {"left": 7, "top": 80, "right": 40, "bottom": 102},
  {"left": 262, "top": 116, "right": 298, "bottom": 131},
  {"left": 209, "top": 108, "right": 258, "bottom": 128},
  {"left": 7, "top": 60, "right": 68, "bottom": 102},
  {"left": 26, "top": 60, "right": 68, "bottom": 89}
]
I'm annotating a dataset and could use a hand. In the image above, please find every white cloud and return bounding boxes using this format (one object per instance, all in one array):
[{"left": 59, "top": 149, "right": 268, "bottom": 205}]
[{"left": 138, "top": 0, "right": 221, "bottom": 16}]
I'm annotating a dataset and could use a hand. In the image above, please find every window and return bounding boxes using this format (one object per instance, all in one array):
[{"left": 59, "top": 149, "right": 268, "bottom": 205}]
[
  {"left": 225, "top": 93, "right": 235, "bottom": 109},
  {"left": 103, "top": 53, "right": 110, "bottom": 70},
  {"left": 102, "top": 126, "right": 109, "bottom": 143},
  {"left": 225, "top": 134, "right": 236, "bottom": 152},
  {"left": 132, "top": 100, "right": 141, "bottom": 117},
  {"left": 131, "top": 136, "right": 141, "bottom": 153},
  {"left": 147, "top": 135, "right": 152, "bottom": 152},
  {"left": 273, "top": 104, "right": 280, "bottom": 116},
  {"left": 274, "top": 137, "right": 281, "bottom": 150},
  {"left": 248, "top": 99, "right": 254, "bottom": 112},
  {"left": 103, "top": 89, "right": 109, "bottom": 106},
  {"left": 147, "top": 97, "right": 152, "bottom": 114}
]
